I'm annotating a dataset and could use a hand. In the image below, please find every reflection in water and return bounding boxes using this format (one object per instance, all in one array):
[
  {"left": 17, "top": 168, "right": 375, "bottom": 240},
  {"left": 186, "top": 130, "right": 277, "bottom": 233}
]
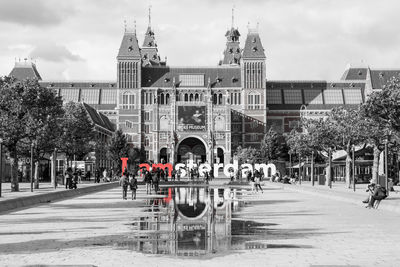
[{"left": 119, "top": 187, "right": 267, "bottom": 257}]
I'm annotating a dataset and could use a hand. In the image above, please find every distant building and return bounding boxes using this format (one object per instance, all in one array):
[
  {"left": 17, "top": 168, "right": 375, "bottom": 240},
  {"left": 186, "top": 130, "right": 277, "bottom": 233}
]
[{"left": 8, "top": 11, "right": 399, "bottom": 165}]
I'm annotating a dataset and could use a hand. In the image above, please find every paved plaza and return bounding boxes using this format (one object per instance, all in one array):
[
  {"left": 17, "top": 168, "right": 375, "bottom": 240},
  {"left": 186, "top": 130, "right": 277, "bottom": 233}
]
[{"left": 0, "top": 182, "right": 400, "bottom": 267}]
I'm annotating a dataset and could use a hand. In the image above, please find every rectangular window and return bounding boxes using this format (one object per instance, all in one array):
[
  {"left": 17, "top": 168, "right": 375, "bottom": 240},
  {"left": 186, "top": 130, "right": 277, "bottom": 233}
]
[
  {"left": 125, "top": 120, "right": 133, "bottom": 128},
  {"left": 81, "top": 89, "right": 100, "bottom": 104},
  {"left": 101, "top": 89, "right": 117, "bottom": 104},
  {"left": 145, "top": 124, "right": 150, "bottom": 133},
  {"left": 60, "top": 89, "right": 79, "bottom": 102},
  {"left": 144, "top": 111, "right": 150, "bottom": 121},
  {"left": 179, "top": 74, "right": 205, "bottom": 87},
  {"left": 122, "top": 93, "right": 135, "bottom": 109},
  {"left": 283, "top": 90, "right": 303, "bottom": 104},
  {"left": 145, "top": 150, "right": 150, "bottom": 160},
  {"left": 266, "top": 90, "right": 282, "bottom": 104}
]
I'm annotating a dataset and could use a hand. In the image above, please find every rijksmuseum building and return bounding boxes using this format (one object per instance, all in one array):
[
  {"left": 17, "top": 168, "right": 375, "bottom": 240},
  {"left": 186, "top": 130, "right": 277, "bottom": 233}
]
[{"left": 9, "top": 16, "right": 399, "bottom": 166}]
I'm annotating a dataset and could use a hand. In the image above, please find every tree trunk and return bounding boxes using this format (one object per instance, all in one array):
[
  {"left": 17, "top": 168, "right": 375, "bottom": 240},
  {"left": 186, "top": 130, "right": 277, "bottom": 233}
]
[
  {"left": 51, "top": 149, "right": 57, "bottom": 189},
  {"left": 345, "top": 146, "right": 351, "bottom": 188},
  {"left": 325, "top": 149, "right": 332, "bottom": 187},
  {"left": 372, "top": 145, "right": 381, "bottom": 183},
  {"left": 34, "top": 161, "right": 39, "bottom": 189},
  {"left": 10, "top": 150, "right": 19, "bottom": 192}
]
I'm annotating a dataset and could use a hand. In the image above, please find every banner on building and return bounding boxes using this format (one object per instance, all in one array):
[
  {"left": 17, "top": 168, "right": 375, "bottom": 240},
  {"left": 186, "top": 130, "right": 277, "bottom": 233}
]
[{"left": 177, "top": 106, "right": 206, "bottom": 131}]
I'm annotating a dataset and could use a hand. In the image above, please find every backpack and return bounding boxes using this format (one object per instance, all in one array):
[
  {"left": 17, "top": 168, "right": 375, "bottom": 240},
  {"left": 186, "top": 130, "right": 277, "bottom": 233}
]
[
  {"left": 122, "top": 177, "right": 129, "bottom": 187},
  {"left": 374, "top": 186, "right": 387, "bottom": 200}
]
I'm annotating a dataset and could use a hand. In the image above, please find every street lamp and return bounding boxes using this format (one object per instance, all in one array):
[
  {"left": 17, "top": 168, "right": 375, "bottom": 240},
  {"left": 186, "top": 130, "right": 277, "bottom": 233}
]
[
  {"left": 311, "top": 150, "right": 314, "bottom": 186},
  {"left": 30, "top": 141, "right": 35, "bottom": 192},
  {"left": 0, "top": 138, "right": 3, "bottom": 198},
  {"left": 352, "top": 144, "right": 356, "bottom": 192}
]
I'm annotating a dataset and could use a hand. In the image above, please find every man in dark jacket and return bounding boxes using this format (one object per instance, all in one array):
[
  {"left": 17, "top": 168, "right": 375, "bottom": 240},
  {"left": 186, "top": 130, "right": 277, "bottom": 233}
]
[{"left": 366, "top": 184, "right": 387, "bottom": 208}]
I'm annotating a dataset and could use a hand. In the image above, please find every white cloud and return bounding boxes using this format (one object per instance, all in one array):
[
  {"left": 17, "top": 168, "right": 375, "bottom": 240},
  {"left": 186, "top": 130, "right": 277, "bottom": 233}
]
[{"left": 1, "top": 0, "right": 400, "bottom": 81}]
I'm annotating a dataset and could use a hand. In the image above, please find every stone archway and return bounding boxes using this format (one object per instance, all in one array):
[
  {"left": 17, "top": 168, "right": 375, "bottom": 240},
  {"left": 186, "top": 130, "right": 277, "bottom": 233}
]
[{"left": 177, "top": 137, "right": 207, "bottom": 164}]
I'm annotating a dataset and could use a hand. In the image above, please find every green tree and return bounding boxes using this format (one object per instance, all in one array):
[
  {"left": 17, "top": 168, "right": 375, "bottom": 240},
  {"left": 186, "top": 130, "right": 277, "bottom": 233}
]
[
  {"left": 59, "top": 102, "right": 96, "bottom": 165},
  {"left": 234, "top": 146, "right": 258, "bottom": 165},
  {"left": 107, "top": 129, "right": 130, "bottom": 172},
  {"left": 0, "top": 77, "right": 63, "bottom": 191},
  {"left": 260, "top": 129, "right": 286, "bottom": 162},
  {"left": 361, "top": 77, "right": 400, "bottom": 182},
  {"left": 302, "top": 117, "right": 340, "bottom": 186},
  {"left": 328, "top": 107, "right": 368, "bottom": 187}
]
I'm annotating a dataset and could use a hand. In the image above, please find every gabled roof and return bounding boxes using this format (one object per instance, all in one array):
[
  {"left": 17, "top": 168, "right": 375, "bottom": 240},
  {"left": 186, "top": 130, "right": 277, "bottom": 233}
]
[
  {"left": 242, "top": 31, "right": 266, "bottom": 59},
  {"left": 9, "top": 61, "right": 42, "bottom": 80},
  {"left": 370, "top": 70, "right": 400, "bottom": 89},
  {"left": 141, "top": 66, "right": 242, "bottom": 88},
  {"left": 341, "top": 67, "right": 368, "bottom": 80},
  {"left": 142, "top": 26, "right": 156, "bottom": 48},
  {"left": 117, "top": 31, "right": 141, "bottom": 60}
]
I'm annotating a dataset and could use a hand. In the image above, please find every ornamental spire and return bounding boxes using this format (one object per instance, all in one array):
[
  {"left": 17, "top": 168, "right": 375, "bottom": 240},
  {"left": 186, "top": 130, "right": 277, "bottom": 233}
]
[{"left": 148, "top": 5, "right": 152, "bottom": 28}]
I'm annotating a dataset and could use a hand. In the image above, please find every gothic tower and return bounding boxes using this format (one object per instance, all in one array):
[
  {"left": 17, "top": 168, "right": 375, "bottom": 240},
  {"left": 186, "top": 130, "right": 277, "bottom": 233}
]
[
  {"left": 141, "top": 6, "right": 162, "bottom": 67},
  {"left": 220, "top": 8, "right": 241, "bottom": 65},
  {"left": 241, "top": 26, "right": 266, "bottom": 89},
  {"left": 117, "top": 23, "right": 142, "bottom": 147},
  {"left": 241, "top": 25, "right": 266, "bottom": 125}
]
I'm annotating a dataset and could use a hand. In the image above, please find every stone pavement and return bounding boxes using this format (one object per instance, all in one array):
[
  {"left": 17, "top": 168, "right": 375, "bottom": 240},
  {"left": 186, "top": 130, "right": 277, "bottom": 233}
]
[
  {"left": 0, "top": 182, "right": 104, "bottom": 202},
  {"left": 0, "top": 181, "right": 119, "bottom": 214},
  {"left": 1, "top": 183, "right": 400, "bottom": 266},
  {"left": 272, "top": 181, "right": 400, "bottom": 214}
]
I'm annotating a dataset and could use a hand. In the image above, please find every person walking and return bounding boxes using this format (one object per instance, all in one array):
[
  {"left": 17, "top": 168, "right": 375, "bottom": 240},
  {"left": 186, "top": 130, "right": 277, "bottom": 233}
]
[
  {"left": 129, "top": 173, "right": 138, "bottom": 200},
  {"left": 255, "top": 173, "right": 263, "bottom": 193},
  {"left": 153, "top": 170, "right": 160, "bottom": 194},
  {"left": 171, "top": 169, "right": 176, "bottom": 181},
  {"left": 160, "top": 169, "right": 166, "bottom": 182},
  {"left": 103, "top": 168, "right": 108, "bottom": 182},
  {"left": 65, "top": 167, "right": 73, "bottom": 189},
  {"left": 145, "top": 170, "right": 152, "bottom": 194},
  {"left": 119, "top": 172, "right": 129, "bottom": 200}
]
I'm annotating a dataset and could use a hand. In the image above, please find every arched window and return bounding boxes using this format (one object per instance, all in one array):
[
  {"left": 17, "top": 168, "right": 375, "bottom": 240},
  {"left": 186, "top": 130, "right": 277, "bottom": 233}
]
[
  {"left": 166, "top": 93, "right": 170, "bottom": 105},
  {"left": 160, "top": 93, "right": 165, "bottom": 105},
  {"left": 122, "top": 92, "right": 134, "bottom": 110},
  {"left": 199, "top": 93, "right": 203, "bottom": 101},
  {"left": 218, "top": 93, "right": 223, "bottom": 105},
  {"left": 195, "top": 93, "right": 199, "bottom": 101},
  {"left": 213, "top": 93, "right": 218, "bottom": 105},
  {"left": 184, "top": 93, "right": 188, "bottom": 102},
  {"left": 189, "top": 93, "right": 194, "bottom": 102}
]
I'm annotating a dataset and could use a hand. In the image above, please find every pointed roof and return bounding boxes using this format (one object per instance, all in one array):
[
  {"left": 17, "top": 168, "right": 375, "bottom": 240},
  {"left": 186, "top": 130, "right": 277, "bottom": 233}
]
[
  {"left": 242, "top": 30, "right": 266, "bottom": 59},
  {"left": 143, "top": 26, "right": 156, "bottom": 48},
  {"left": 9, "top": 61, "right": 42, "bottom": 80},
  {"left": 117, "top": 30, "right": 141, "bottom": 60}
]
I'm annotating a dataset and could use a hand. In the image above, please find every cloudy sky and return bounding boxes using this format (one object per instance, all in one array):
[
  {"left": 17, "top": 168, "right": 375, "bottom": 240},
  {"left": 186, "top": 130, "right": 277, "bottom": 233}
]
[{"left": 1, "top": 0, "right": 399, "bottom": 81}]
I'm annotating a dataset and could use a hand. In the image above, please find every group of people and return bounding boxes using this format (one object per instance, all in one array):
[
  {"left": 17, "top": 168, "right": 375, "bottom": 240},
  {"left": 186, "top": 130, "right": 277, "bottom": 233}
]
[
  {"left": 244, "top": 169, "right": 264, "bottom": 193},
  {"left": 64, "top": 167, "right": 80, "bottom": 189},
  {"left": 119, "top": 171, "right": 138, "bottom": 200}
]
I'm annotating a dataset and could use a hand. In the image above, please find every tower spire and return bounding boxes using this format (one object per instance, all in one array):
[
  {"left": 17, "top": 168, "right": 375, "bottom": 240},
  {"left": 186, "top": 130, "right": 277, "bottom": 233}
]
[
  {"left": 148, "top": 5, "right": 152, "bottom": 28},
  {"left": 134, "top": 19, "right": 136, "bottom": 34},
  {"left": 231, "top": 6, "right": 235, "bottom": 28}
]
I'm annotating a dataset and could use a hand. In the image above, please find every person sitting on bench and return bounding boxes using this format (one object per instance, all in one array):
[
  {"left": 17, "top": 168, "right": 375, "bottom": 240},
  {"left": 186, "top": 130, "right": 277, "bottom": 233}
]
[{"left": 364, "top": 183, "right": 387, "bottom": 209}]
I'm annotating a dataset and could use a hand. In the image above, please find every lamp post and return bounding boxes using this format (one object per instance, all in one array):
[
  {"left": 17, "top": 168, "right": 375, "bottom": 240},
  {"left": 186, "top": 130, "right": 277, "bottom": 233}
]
[
  {"left": 30, "top": 141, "right": 35, "bottom": 192},
  {"left": 311, "top": 150, "right": 314, "bottom": 186},
  {"left": 352, "top": 144, "right": 356, "bottom": 192},
  {"left": 298, "top": 152, "right": 302, "bottom": 185},
  {"left": 0, "top": 138, "right": 3, "bottom": 198}
]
